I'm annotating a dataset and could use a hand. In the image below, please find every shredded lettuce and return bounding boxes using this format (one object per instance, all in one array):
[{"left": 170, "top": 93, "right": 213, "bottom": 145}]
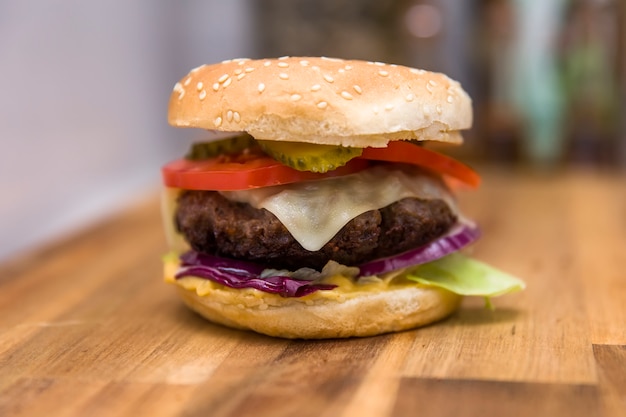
[{"left": 406, "top": 253, "right": 525, "bottom": 308}]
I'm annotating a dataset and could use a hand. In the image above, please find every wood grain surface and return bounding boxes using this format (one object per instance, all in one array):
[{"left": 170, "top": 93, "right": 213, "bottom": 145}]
[{"left": 0, "top": 168, "right": 625, "bottom": 417}]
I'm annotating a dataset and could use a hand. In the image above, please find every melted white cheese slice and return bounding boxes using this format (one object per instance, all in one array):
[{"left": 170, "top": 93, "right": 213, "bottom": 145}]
[{"left": 221, "top": 166, "right": 457, "bottom": 252}]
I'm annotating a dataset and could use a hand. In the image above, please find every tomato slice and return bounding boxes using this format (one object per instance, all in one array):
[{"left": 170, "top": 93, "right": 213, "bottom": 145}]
[
  {"left": 162, "top": 154, "right": 370, "bottom": 191},
  {"left": 360, "top": 141, "right": 481, "bottom": 188},
  {"left": 163, "top": 140, "right": 479, "bottom": 191}
]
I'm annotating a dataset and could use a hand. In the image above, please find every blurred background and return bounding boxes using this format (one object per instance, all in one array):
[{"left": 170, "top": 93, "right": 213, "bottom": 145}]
[{"left": 1, "top": 0, "right": 625, "bottom": 261}]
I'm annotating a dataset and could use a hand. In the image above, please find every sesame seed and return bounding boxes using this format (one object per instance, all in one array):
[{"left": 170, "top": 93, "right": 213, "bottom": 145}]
[
  {"left": 233, "top": 111, "right": 241, "bottom": 123},
  {"left": 374, "top": 61, "right": 385, "bottom": 66},
  {"left": 405, "top": 93, "right": 415, "bottom": 102},
  {"left": 312, "top": 65, "right": 320, "bottom": 71},
  {"left": 300, "top": 60, "right": 310, "bottom": 66},
  {"left": 428, "top": 80, "right": 437, "bottom": 87},
  {"left": 237, "top": 59, "right": 247, "bottom": 65},
  {"left": 385, "top": 104, "right": 394, "bottom": 111},
  {"left": 196, "top": 82, "right": 204, "bottom": 91},
  {"left": 317, "top": 101, "right": 328, "bottom": 109},
  {"left": 234, "top": 68, "right": 243, "bottom": 75},
  {"left": 258, "top": 83, "right": 265, "bottom": 93},
  {"left": 173, "top": 83, "right": 185, "bottom": 100},
  {"left": 199, "top": 90, "right": 206, "bottom": 100},
  {"left": 212, "top": 83, "right": 219, "bottom": 91},
  {"left": 264, "top": 61, "right": 272, "bottom": 67},
  {"left": 345, "top": 65, "right": 353, "bottom": 70},
  {"left": 311, "top": 84, "right": 321, "bottom": 92},
  {"left": 226, "top": 110, "right": 233, "bottom": 122},
  {"left": 245, "top": 67, "right": 255, "bottom": 73},
  {"left": 378, "top": 70, "right": 389, "bottom": 77},
  {"left": 237, "top": 73, "right": 246, "bottom": 80},
  {"left": 447, "top": 95, "right": 454, "bottom": 103},
  {"left": 183, "top": 77, "right": 192, "bottom": 86},
  {"left": 291, "top": 94, "right": 302, "bottom": 101},
  {"left": 410, "top": 68, "right": 425, "bottom": 75},
  {"left": 223, "top": 78, "right": 232, "bottom": 88},
  {"left": 426, "top": 84, "right": 434, "bottom": 93},
  {"left": 353, "top": 85, "right": 362, "bottom": 94},
  {"left": 218, "top": 74, "right": 229, "bottom": 83},
  {"left": 323, "top": 74, "right": 334, "bottom": 83},
  {"left": 278, "top": 55, "right": 289, "bottom": 60},
  {"left": 279, "top": 73, "right": 289, "bottom": 80},
  {"left": 436, "top": 105, "right": 442, "bottom": 114},
  {"left": 338, "top": 68, "right": 345, "bottom": 73},
  {"left": 214, "top": 116, "right": 223, "bottom": 127},
  {"left": 277, "top": 62, "right": 289, "bottom": 68},
  {"left": 341, "top": 91, "right": 353, "bottom": 100}
]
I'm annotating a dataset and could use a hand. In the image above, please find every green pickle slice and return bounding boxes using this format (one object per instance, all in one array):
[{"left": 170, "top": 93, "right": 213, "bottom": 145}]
[
  {"left": 258, "top": 140, "right": 363, "bottom": 173},
  {"left": 186, "top": 133, "right": 257, "bottom": 160}
]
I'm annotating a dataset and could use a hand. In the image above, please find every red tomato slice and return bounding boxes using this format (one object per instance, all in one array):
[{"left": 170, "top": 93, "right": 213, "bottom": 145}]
[
  {"left": 360, "top": 141, "right": 481, "bottom": 188},
  {"left": 162, "top": 155, "right": 370, "bottom": 191}
]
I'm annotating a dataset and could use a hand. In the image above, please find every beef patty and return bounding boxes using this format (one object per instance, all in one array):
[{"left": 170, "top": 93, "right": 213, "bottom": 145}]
[{"left": 175, "top": 191, "right": 456, "bottom": 270}]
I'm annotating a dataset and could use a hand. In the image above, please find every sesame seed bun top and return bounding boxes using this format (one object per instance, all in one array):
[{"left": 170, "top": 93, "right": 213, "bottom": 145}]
[{"left": 168, "top": 57, "right": 472, "bottom": 147}]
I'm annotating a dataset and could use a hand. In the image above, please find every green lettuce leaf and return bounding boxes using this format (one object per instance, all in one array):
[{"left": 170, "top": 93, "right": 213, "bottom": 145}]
[{"left": 406, "top": 253, "right": 525, "bottom": 308}]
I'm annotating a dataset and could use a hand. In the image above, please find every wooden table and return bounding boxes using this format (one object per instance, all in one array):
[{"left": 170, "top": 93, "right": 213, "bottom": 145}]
[{"left": 1, "top": 168, "right": 625, "bottom": 417}]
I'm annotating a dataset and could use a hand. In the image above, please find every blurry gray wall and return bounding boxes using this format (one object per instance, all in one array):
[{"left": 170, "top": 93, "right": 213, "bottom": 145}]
[{"left": 0, "top": 0, "right": 252, "bottom": 261}]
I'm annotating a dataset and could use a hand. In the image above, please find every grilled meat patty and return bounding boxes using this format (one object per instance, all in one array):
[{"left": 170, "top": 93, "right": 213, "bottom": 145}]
[{"left": 175, "top": 191, "right": 456, "bottom": 270}]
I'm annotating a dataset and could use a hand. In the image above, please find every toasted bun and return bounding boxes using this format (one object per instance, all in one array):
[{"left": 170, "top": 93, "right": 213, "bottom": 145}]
[
  {"left": 174, "top": 278, "right": 461, "bottom": 339},
  {"left": 168, "top": 57, "right": 472, "bottom": 148}
]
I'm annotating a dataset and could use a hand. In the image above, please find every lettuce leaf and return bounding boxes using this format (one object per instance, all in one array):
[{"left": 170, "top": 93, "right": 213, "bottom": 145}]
[{"left": 405, "top": 253, "right": 525, "bottom": 308}]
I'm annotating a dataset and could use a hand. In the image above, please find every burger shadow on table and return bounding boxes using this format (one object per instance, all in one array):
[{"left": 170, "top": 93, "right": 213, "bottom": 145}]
[{"left": 447, "top": 304, "right": 523, "bottom": 328}]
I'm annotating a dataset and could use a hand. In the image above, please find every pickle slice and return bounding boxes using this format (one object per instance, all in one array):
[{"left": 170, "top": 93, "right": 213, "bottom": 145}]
[
  {"left": 186, "top": 133, "right": 257, "bottom": 160},
  {"left": 257, "top": 140, "right": 363, "bottom": 173}
]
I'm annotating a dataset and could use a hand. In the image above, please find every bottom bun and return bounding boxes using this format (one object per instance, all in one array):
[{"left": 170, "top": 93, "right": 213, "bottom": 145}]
[{"left": 174, "top": 279, "right": 462, "bottom": 339}]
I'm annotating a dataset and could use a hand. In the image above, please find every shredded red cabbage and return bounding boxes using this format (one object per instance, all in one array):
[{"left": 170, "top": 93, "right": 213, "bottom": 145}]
[
  {"left": 176, "top": 252, "right": 336, "bottom": 297},
  {"left": 357, "top": 220, "right": 481, "bottom": 277},
  {"left": 175, "top": 221, "right": 480, "bottom": 297}
]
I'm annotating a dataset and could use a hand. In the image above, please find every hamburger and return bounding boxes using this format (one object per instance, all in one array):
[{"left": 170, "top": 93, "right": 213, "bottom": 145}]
[{"left": 161, "top": 57, "right": 524, "bottom": 339}]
